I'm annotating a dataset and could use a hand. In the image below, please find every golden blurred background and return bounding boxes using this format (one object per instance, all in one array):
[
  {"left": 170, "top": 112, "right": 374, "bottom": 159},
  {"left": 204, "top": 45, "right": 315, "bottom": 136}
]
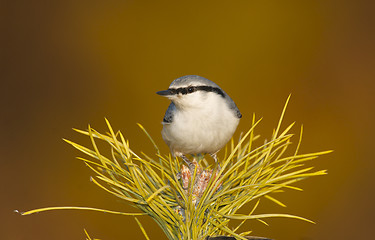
[{"left": 1, "top": 1, "right": 374, "bottom": 239}]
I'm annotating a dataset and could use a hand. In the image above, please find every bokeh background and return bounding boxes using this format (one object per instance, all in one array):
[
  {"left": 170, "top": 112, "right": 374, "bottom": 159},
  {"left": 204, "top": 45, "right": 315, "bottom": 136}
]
[{"left": 2, "top": 0, "right": 374, "bottom": 239}]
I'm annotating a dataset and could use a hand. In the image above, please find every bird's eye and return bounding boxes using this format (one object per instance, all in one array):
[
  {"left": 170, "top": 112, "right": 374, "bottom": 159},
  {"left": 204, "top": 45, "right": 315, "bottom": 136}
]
[{"left": 187, "top": 87, "right": 194, "bottom": 93}]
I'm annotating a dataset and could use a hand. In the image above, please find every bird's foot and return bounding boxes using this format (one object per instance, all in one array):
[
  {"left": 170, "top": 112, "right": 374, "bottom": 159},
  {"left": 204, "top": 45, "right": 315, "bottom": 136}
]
[
  {"left": 181, "top": 155, "right": 195, "bottom": 171},
  {"left": 210, "top": 153, "right": 221, "bottom": 171}
]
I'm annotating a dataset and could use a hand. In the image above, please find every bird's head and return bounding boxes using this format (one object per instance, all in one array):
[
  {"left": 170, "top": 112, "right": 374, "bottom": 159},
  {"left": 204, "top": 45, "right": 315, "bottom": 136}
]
[{"left": 156, "top": 75, "right": 226, "bottom": 109}]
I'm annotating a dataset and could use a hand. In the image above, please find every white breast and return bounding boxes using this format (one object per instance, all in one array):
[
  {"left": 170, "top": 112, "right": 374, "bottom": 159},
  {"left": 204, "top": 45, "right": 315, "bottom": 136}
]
[{"left": 161, "top": 94, "right": 240, "bottom": 156}]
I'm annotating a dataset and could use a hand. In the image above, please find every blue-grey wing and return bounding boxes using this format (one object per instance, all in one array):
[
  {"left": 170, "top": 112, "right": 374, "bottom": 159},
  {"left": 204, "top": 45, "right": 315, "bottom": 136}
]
[
  {"left": 234, "top": 107, "right": 242, "bottom": 118},
  {"left": 224, "top": 94, "right": 242, "bottom": 119},
  {"left": 162, "top": 102, "right": 176, "bottom": 124}
]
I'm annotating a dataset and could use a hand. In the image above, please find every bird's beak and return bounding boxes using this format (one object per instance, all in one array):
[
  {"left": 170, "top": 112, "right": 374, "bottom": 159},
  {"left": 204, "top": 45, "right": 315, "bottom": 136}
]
[{"left": 156, "top": 89, "right": 173, "bottom": 96}]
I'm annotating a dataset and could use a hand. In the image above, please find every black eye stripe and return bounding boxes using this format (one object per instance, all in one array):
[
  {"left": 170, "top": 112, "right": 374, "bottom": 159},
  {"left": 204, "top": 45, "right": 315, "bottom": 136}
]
[{"left": 169, "top": 86, "right": 225, "bottom": 98}]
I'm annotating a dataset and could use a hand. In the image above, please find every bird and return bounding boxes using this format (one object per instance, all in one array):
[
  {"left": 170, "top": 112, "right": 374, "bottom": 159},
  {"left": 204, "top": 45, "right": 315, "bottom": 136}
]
[{"left": 156, "top": 75, "right": 242, "bottom": 167}]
